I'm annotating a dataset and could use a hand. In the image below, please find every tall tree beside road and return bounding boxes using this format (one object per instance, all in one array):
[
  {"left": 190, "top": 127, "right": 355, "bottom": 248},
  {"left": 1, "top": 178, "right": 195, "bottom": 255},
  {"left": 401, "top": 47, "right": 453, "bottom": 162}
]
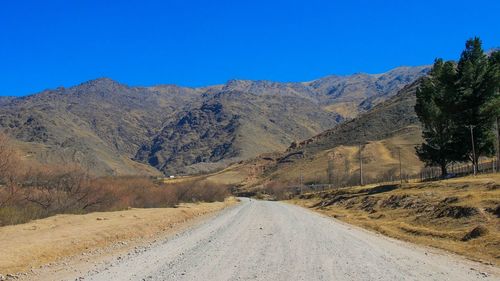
[
  {"left": 415, "top": 38, "right": 499, "bottom": 176},
  {"left": 482, "top": 51, "right": 500, "bottom": 164},
  {"left": 453, "top": 38, "right": 498, "bottom": 170},
  {"left": 415, "top": 59, "right": 459, "bottom": 176}
]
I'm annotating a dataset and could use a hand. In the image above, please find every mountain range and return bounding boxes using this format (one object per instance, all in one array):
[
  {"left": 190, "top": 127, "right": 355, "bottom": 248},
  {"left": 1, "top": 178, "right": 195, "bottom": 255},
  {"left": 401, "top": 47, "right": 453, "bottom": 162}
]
[{"left": 0, "top": 66, "right": 428, "bottom": 176}]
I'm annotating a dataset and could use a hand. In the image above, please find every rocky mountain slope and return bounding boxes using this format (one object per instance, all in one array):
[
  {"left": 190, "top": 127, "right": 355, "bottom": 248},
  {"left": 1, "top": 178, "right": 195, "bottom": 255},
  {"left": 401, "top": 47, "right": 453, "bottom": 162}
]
[
  {"left": 135, "top": 90, "right": 340, "bottom": 174},
  {"left": 0, "top": 97, "right": 14, "bottom": 106},
  {"left": 288, "top": 80, "right": 421, "bottom": 155},
  {"left": 0, "top": 66, "right": 428, "bottom": 176},
  {"left": 0, "top": 79, "right": 202, "bottom": 175},
  {"left": 234, "top": 80, "right": 425, "bottom": 187}
]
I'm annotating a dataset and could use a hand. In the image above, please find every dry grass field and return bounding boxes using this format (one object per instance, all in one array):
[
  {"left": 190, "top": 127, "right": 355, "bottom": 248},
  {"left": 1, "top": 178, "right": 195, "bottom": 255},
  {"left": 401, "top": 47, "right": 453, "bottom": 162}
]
[
  {"left": 160, "top": 163, "right": 255, "bottom": 187},
  {"left": 268, "top": 127, "right": 424, "bottom": 185},
  {"left": 322, "top": 102, "right": 360, "bottom": 119},
  {"left": 290, "top": 174, "right": 500, "bottom": 265}
]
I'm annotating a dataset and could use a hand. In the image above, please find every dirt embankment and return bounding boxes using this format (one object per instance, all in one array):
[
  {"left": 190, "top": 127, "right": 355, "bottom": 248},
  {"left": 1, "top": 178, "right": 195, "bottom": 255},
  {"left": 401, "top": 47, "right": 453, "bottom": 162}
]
[
  {"left": 0, "top": 198, "right": 237, "bottom": 276},
  {"left": 291, "top": 174, "right": 500, "bottom": 265}
]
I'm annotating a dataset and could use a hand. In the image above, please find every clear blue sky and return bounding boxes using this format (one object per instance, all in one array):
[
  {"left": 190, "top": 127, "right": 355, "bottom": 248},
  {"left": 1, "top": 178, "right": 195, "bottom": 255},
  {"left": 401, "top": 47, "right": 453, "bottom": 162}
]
[{"left": 1, "top": 0, "right": 499, "bottom": 96}]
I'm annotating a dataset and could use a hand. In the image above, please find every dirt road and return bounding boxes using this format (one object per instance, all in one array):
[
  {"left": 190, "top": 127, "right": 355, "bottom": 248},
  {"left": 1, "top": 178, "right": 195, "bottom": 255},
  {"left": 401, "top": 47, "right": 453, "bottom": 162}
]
[{"left": 65, "top": 199, "right": 498, "bottom": 281}]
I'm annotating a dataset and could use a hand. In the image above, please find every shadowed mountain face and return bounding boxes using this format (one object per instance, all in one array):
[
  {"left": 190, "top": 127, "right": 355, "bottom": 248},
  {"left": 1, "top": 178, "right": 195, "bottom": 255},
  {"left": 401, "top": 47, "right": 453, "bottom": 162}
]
[
  {"left": 135, "top": 90, "right": 341, "bottom": 174},
  {"left": 0, "top": 66, "right": 428, "bottom": 176},
  {"left": 135, "top": 100, "right": 241, "bottom": 174}
]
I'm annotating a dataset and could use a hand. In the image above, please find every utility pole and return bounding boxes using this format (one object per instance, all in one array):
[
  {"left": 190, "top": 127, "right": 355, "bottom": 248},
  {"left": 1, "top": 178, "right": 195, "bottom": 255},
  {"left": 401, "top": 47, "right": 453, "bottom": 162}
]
[
  {"left": 344, "top": 158, "right": 350, "bottom": 185},
  {"left": 327, "top": 154, "right": 334, "bottom": 186},
  {"left": 300, "top": 168, "right": 304, "bottom": 186},
  {"left": 299, "top": 167, "right": 304, "bottom": 194},
  {"left": 398, "top": 147, "right": 403, "bottom": 185},
  {"left": 467, "top": 125, "right": 477, "bottom": 176},
  {"left": 359, "top": 144, "right": 364, "bottom": 186}
]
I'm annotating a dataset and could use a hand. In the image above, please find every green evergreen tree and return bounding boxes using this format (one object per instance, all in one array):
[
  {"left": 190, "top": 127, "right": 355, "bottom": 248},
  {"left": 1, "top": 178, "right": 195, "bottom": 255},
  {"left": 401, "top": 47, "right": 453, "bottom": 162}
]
[
  {"left": 453, "top": 38, "right": 497, "bottom": 170},
  {"left": 483, "top": 51, "right": 500, "bottom": 162},
  {"left": 484, "top": 51, "right": 500, "bottom": 118},
  {"left": 415, "top": 59, "right": 458, "bottom": 176},
  {"left": 415, "top": 39, "right": 499, "bottom": 176}
]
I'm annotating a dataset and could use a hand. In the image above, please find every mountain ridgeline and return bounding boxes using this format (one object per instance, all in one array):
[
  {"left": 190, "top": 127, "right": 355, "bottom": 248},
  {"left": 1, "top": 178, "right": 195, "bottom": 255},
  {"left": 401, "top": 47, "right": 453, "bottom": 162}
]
[{"left": 0, "top": 66, "right": 428, "bottom": 176}]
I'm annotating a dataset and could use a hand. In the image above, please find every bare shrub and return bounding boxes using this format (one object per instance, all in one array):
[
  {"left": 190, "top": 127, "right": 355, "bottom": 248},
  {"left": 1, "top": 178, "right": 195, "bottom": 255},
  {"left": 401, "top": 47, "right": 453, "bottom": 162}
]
[
  {"left": 262, "top": 180, "right": 297, "bottom": 200},
  {"left": 0, "top": 133, "right": 21, "bottom": 181},
  {"left": 90, "top": 176, "right": 181, "bottom": 210},
  {"left": 23, "top": 166, "right": 92, "bottom": 213},
  {"left": 0, "top": 133, "right": 23, "bottom": 208},
  {"left": 0, "top": 133, "right": 231, "bottom": 226},
  {"left": 168, "top": 180, "right": 230, "bottom": 203}
]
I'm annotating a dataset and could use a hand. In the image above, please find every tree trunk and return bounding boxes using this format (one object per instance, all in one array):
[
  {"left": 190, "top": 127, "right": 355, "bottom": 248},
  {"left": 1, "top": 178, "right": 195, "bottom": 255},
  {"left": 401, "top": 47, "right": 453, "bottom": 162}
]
[{"left": 440, "top": 162, "right": 448, "bottom": 178}]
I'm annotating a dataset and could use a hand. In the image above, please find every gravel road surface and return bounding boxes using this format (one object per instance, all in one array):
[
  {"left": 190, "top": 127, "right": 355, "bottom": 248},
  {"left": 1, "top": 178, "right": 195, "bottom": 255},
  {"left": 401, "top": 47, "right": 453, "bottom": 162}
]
[{"left": 71, "top": 199, "right": 499, "bottom": 281}]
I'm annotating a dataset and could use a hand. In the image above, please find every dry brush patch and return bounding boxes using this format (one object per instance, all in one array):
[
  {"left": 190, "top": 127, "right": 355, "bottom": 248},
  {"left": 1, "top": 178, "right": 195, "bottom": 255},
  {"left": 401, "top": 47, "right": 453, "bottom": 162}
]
[
  {"left": 290, "top": 174, "right": 500, "bottom": 265},
  {"left": 0, "top": 173, "right": 231, "bottom": 226},
  {"left": 0, "top": 133, "right": 231, "bottom": 227},
  {"left": 259, "top": 180, "right": 299, "bottom": 200}
]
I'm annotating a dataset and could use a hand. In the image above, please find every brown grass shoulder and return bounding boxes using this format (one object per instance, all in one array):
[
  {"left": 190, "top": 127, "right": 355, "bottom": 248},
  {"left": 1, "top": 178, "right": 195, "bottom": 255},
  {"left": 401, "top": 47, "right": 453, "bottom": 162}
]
[{"left": 289, "top": 174, "right": 500, "bottom": 265}]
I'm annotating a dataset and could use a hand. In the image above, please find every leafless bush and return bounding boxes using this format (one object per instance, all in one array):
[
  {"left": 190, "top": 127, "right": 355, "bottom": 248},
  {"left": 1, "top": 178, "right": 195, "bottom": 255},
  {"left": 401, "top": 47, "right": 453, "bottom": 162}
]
[
  {"left": 0, "top": 133, "right": 231, "bottom": 226},
  {"left": 262, "top": 180, "right": 297, "bottom": 200},
  {"left": 167, "top": 180, "right": 230, "bottom": 203},
  {"left": 90, "top": 176, "right": 180, "bottom": 210},
  {"left": 22, "top": 166, "right": 91, "bottom": 212},
  {"left": 0, "top": 133, "right": 23, "bottom": 208}
]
